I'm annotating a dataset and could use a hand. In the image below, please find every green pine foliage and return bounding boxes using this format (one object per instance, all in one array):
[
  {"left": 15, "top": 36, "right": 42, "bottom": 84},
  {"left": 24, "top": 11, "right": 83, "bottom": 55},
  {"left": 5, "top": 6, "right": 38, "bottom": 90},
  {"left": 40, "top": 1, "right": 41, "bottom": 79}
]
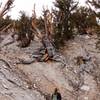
[
  {"left": 53, "top": 0, "right": 78, "bottom": 48},
  {"left": 14, "top": 11, "right": 34, "bottom": 47}
]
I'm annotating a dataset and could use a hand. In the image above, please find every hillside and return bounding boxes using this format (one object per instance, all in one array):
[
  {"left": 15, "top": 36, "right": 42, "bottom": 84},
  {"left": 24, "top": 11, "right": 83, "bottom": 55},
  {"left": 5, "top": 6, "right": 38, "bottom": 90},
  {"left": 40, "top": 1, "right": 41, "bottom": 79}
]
[{"left": 0, "top": 34, "right": 100, "bottom": 100}]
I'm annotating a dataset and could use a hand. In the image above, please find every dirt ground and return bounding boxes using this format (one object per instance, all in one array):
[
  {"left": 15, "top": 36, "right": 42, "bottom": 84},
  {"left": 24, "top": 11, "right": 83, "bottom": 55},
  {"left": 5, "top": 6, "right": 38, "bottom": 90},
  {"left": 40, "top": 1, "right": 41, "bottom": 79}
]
[{"left": 0, "top": 34, "right": 100, "bottom": 100}]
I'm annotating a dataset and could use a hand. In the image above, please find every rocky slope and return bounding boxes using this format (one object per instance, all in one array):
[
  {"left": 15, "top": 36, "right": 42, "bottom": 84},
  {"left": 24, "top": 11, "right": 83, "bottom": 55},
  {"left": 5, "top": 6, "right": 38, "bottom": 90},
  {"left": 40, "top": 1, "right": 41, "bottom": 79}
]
[{"left": 0, "top": 34, "right": 100, "bottom": 100}]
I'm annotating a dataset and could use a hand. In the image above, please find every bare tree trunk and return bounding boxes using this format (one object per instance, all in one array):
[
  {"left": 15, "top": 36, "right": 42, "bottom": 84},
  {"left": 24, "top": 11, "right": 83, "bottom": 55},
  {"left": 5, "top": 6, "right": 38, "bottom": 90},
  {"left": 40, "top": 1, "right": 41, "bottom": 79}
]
[
  {"left": 27, "top": 7, "right": 66, "bottom": 66},
  {"left": 43, "top": 9, "right": 53, "bottom": 36}
]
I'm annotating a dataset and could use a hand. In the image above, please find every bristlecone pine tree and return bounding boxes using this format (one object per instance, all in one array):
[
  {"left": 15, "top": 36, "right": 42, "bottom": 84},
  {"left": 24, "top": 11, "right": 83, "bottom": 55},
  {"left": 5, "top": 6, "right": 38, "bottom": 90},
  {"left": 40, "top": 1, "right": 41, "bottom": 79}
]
[
  {"left": 72, "top": 7, "right": 98, "bottom": 34},
  {"left": 53, "top": 0, "right": 78, "bottom": 48},
  {"left": 14, "top": 11, "right": 34, "bottom": 47}
]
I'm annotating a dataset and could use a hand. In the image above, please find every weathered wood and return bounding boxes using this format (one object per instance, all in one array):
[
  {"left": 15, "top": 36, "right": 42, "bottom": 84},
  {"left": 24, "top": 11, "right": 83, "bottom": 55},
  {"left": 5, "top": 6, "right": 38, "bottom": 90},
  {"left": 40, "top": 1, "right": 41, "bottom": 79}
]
[
  {"left": 43, "top": 9, "right": 53, "bottom": 36},
  {"left": 19, "top": 9, "right": 66, "bottom": 66},
  {"left": 32, "top": 21, "right": 42, "bottom": 38},
  {"left": 0, "top": 0, "right": 14, "bottom": 18},
  {"left": 0, "top": 23, "right": 12, "bottom": 32},
  {"left": 31, "top": 4, "right": 43, "bottom": 39}
]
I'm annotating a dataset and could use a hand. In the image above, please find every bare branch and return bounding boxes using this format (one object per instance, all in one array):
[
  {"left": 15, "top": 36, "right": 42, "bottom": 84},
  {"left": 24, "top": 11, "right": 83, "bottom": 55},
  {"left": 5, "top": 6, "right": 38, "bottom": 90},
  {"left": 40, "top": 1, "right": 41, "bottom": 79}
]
[
  {"left": 32, "top": 4, "right": 36, "bottom": 19},
  {"left": 43, "top": 9, "right": 53, "bottom": 36},
  {"left": 32, "top": 21, "right": 42, "bottom": 37},
  {"left": 1, "top": 23, "right": 12, "bottom": 32},
  {"left": 0, "top": 0, "right": 14, "bottom": 18},
  {"left": 32, "top": 6, "right": 42, "bottom": 38},
  {"left": 87, "top": 0, "right": 100, "bottom": 9}
]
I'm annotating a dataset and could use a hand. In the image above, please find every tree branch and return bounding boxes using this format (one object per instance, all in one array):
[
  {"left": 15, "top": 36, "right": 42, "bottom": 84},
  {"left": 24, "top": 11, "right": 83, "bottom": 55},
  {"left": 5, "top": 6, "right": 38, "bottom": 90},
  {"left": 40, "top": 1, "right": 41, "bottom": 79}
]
[{"left": 0, "top": 0, "right": 14, "bottom": 18}]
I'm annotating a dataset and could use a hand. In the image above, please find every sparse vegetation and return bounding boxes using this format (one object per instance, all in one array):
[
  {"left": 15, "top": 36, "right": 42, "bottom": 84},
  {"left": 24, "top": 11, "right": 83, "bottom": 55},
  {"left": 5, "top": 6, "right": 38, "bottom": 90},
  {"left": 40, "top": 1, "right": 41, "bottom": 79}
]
[
  {"left": 13, "top": 11, "right": 34, "bottom": 47},
  {"left": 0, "top": 0, "right": 100, "bottom": 48},
  {"left": 0, "top": 1, "right": 100, "bottom": 100},
  {"left": 52, "top": 0, "right": 78, "bottom": 48}
]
